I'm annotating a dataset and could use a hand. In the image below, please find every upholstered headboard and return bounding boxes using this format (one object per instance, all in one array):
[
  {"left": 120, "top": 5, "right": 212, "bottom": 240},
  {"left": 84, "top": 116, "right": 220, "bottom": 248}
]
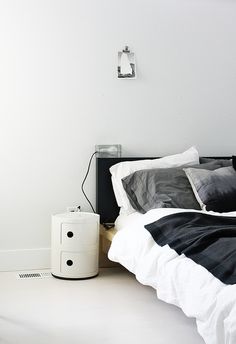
[{"left": 96, "top": 156, "right": 231, "bottom": 224}]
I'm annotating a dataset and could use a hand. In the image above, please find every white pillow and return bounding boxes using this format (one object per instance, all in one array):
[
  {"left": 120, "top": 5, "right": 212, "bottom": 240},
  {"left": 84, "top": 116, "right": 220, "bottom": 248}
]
[{"left": 110, "top": 146, "right": 199, "bottom": 214}]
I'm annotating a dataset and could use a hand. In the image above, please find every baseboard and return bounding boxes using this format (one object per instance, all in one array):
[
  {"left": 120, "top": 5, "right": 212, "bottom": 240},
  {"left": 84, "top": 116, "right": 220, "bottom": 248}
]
[{"left": 0, "top": 248, "right": 51, "bottom": 271}]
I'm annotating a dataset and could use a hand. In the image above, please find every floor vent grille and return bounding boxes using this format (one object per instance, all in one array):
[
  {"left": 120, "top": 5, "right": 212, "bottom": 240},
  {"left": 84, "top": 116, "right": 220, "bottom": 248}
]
[{"left": 17, "top": 272, "right": 51, "bottom": 279}]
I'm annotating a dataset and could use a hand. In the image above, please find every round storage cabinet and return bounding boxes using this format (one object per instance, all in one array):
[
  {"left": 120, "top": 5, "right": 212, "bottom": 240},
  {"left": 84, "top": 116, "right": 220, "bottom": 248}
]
[{"left": 51, "top": 212, "right": 100, "bottom": 280}]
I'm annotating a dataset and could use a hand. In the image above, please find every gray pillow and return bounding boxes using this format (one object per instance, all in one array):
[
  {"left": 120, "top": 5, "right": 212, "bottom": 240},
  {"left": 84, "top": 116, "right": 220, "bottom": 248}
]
[
  {"left": 184, "top": 166, "right": 236, "bottom": 212},
  {"left": 122, "top": 160, "right": 229, "bottom": 214},
  {"left": 200, "top": 158, "right": 232, "bottom": 167}
]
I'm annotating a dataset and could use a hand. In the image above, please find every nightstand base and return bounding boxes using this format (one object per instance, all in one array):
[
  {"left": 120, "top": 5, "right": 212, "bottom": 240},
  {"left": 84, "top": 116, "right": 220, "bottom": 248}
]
[{"left": 51, "top": 273, "right": 99, "bottom": 280}]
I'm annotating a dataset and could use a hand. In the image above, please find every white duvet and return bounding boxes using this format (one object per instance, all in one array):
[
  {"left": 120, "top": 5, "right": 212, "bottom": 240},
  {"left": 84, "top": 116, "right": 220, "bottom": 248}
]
[{"left": 108, "top": 208, "right": 236, "bottom": 344}]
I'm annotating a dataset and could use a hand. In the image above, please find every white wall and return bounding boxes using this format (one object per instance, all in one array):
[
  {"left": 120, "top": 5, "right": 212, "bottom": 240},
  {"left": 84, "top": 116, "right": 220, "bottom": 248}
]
[{"left": 0, "top": 0, "right": 236, "bottom": 268}]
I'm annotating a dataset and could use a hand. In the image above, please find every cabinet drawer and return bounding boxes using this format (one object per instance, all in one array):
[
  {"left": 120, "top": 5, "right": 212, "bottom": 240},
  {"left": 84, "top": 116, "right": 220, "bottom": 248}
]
[
  {"left": 61, "top": 222, "right": 99, "bottom": 248},
  {"left": 60, "top": 250, "right": 98, "bottom": 276}
]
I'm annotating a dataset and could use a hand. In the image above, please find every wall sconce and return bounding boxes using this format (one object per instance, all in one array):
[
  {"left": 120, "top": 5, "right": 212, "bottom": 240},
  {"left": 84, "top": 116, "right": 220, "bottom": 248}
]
[{"left": 117, "top": 46, "right": 136, "bottom": 79}]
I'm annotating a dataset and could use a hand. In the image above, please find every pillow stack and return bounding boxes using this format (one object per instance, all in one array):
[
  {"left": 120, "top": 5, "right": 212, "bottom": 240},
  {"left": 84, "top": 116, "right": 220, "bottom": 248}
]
[
  {"left": 110, "top": 146, "right": 199, "bottom": 215},
  {"left": 122, "top": 160, "right": 231, "bottom": 214},
  {"left": 110, "top": 147, "right": 236, "bottom": 214}
]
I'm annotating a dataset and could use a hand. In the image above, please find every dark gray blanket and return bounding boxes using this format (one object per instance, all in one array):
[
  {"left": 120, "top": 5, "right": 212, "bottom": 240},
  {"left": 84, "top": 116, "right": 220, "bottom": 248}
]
[{"left": 145, "top": 212, "right": 236, "bottom": 285}]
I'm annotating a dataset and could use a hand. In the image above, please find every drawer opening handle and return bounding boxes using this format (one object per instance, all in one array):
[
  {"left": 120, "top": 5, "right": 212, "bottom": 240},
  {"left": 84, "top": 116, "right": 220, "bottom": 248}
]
[
  {"left": 66, "top": 260, "right": 73, "bottom": 266},
  {"left": 67, "top": 231, "right": 74, "bottom": 238}
]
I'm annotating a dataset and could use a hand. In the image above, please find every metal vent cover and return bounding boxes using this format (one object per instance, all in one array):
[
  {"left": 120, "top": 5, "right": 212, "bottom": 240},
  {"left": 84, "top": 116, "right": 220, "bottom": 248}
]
[{"left": 17, "top": 272, "right": 51, "bottom": 279}]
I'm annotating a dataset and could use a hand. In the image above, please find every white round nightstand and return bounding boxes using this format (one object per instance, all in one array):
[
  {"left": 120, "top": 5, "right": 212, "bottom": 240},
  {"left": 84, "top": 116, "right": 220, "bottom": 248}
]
[{"left": 51, "top": 212, "right": 100, "bottom": 280}]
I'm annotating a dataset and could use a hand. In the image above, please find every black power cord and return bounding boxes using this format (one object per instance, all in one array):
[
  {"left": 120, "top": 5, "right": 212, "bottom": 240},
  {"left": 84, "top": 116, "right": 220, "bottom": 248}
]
[{"left": 81, "top": 151, "right": 97, "bottom": 213}]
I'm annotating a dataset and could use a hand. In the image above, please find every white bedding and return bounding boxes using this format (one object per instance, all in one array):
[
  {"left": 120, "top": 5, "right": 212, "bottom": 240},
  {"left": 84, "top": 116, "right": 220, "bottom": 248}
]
[{"left": 108, "top": 208, "right": 236, "bottom": 344}]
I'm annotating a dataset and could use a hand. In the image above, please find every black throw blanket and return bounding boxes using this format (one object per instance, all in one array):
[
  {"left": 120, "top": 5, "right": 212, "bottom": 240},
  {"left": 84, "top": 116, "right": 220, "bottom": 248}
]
[{"left": 145, "top": 212, "right": 236, "bottom": 285}]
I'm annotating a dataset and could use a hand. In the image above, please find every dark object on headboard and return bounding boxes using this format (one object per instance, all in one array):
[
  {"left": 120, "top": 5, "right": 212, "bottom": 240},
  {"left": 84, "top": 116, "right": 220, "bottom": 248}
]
[
  {"left": 96, "top": 156, "right": 231, "bottom": 224},
  {"left": 232, "top": 156, "right": 236, "bottom": 171}
]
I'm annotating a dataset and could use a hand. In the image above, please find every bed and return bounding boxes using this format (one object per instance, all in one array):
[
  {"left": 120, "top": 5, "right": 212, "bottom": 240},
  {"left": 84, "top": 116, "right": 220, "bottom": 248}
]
[{"left": 96, "top": 147, "right": 236, "bottom": 344}]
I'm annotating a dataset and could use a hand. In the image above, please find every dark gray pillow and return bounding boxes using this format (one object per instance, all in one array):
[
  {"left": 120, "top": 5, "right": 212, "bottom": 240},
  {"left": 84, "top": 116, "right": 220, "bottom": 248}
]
[
  {"left": 122, "top": 160, "right": 228, "bottom": 214},
  {"left": 200, "top": 157, "right": 232, "bottom": 167},
  {"left": 184, "top": 166, "right": 236, "bottom": 212}
]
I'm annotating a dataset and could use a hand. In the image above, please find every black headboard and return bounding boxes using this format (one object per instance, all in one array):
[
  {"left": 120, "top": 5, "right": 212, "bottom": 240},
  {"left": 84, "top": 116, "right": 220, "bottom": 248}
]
[
  {"left": 96, "top": 156, "right": 231, "bottom": 224},
  {"left": 96, "top": 157, "right": 156, "bottom": 223}
]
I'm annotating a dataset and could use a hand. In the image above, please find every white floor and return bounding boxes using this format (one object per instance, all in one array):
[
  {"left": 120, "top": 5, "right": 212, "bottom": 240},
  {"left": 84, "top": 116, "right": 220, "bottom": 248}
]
[{"left": 0, "top": 267, "right": 204, "bottom": 344}]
